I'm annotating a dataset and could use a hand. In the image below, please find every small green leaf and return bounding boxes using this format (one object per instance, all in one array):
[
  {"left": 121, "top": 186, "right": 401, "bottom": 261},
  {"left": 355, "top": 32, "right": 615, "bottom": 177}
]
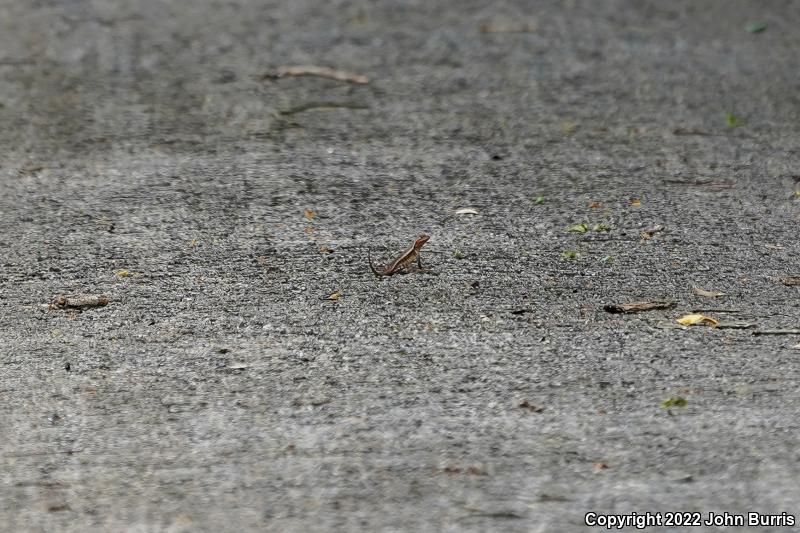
[
  {"left": 534, "top": 195, "right": 545, "bottom": 205},
  {"left": 453, "top": 250, "right": 465, "bottom": 260},
  {"left": 745, "top": 21, "right": 767, "bottom": 33},
  {"left": 562, "top": 250, "right": 580, "bottom": 260},
  {"left": 660, "top": 396, "right": 688, "bottom": 409},
  {"left": 592, "top": 223, "right": 612, "bottom": 232},
  {"left": 567, "top": 223, "right": 588, "bottom": 233},
  {"left": 725, "top": 112, "right": 741, "bottom": 127}
]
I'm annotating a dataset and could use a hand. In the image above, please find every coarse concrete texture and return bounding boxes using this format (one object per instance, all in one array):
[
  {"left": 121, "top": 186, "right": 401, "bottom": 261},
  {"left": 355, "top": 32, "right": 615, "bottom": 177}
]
[{"left": 1, "top": 0, "right": 799, "bottom": 531}]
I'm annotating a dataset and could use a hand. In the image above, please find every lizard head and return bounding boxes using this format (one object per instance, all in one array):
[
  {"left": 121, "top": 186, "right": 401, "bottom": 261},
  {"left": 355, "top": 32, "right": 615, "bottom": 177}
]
[{"left": 414, "top": 234, "right": 430, "bottom": 248}]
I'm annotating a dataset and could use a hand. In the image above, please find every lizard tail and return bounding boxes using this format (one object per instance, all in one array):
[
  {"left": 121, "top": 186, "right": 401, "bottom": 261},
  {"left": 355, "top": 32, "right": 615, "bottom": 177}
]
[{"left": 367, "top": 248, "right": 381, "bottom": 277}]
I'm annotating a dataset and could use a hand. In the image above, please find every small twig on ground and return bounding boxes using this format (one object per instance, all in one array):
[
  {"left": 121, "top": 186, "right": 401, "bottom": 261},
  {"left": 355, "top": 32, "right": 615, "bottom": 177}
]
[
  {"left": 479, "top": 22, "right": 537, "bottom": 33},
  {"left": 778, "top": 277, "right": 800, "bottom": 286},
  {"left": 752, "top": 329, "right": 800, "bottom": 336},
  {"left": 672, "top": 128, "right": 729, "bottom": 136},
  {"left": 278, "top": 101, "right": 369, "bottom": 116},
  {"left": 604, "top": 301, "right": 676, "bottom": 314},
  {"left": 49, "top": 295, "right": 109, "bottom": 310},
  {"left": 265, "top": 65, "right": 369, "bottom": 84},
  {"left": 7, "top": 449, "right": 82, "bottom": 457},
  {"left": 663, "top": 179, "right": 735, "bottom": 190},
  {"left": 714, "top": 322, "right": 754, "bottom": 329}
]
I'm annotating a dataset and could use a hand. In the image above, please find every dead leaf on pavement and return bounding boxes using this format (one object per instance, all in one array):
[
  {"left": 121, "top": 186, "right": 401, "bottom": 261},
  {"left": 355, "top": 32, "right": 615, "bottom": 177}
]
[
  {"left": 640, "top": 225, "right": 663, "bottom": 240},
  {"left": 779, "top": 277, "right": 800, "bottom": 286},
  {"left": 692, "top": 286, "right": 725, "bottom": 297},
  {"left": 604, "top": 301, "right": 676, "bottom": 314},
  {"left": 19, "top": 164, "right": 46, "bottom": 176},
  {"left": 594, "top": 462, "right": 610, "bottom": 471},
  {"left": 567, "top": 222, "right": 589, "bottom": 233},
  {"left": 661, "top": 396, "right": 687, "bottom": 408},
  {"left": 518, "top": 400, "right": 544, "bottom": 413},
  {"left": 318, "top": 246, "right": 334, "bottom": 254},
  {"left": 326, "top": 292, "right": 341, "bottom": 301},
  {"left": 676, "top": 314, "right": 718, "bottom": 326},
  {"left": 304, "top": 209, "right": 316, "bottom": 220},
  {"left": 588, "top": 201, "right": 601, "bottom": 209},
  {"left": 630, "top": 198, "right": 641, "bottom": 206}
]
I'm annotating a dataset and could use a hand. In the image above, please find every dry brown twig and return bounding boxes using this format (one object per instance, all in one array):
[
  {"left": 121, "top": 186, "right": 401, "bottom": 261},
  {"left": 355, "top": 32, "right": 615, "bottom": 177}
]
[
  {"left": 266, "top": 65, "right": 369, "bottom": 84},
  {"left": 49, "top": 295, "right": 109, "bottom": 310},
  {"left": 604, "top": 301, "right": 676, "bottom": 314},
  {"left": 479, "top": 22, "right": 537, "bottom": 33},
  {"left": 753, "top": 329, "right": 800, "bottom": 336}
]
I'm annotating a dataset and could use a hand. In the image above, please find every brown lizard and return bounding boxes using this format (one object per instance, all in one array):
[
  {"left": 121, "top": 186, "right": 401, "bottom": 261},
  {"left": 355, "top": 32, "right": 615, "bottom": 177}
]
[{"left": 368, "top": 234, "right": 430, "bottom": 277}]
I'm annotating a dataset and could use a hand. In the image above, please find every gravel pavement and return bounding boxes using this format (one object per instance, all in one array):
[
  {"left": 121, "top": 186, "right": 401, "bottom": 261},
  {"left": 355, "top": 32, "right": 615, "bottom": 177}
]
[{"left": 2, "top": 1, "right": 799, "bottom": 531}]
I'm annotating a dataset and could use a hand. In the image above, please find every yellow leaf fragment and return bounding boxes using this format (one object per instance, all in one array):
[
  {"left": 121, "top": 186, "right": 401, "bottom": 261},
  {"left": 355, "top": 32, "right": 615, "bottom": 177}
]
[
  {"left": 304, "top": 209, "right": 316, "bottom": 220},
  {"left": 630, "top": 198, "right": 641, "bottom": 206},
  {"left": 676, "top": 314, "right": 718, "bottom": 327},
  {"left": 588, "top": 201, "right": 601, "bottom": 209},
  {"left": 116, "top": 269, "right": 133, "bottom": 278},
  {"left": 189, "top": 238, "right": 199, "bottom": 247},
  {"left": 692, "top": 286, "right": 725, "bottom": 297},
  {"left": 661, "top": 396, "right": 688, "bottom": 408},
  {"left": 327, "top": 292, "right": 341, "bottom": 301}
]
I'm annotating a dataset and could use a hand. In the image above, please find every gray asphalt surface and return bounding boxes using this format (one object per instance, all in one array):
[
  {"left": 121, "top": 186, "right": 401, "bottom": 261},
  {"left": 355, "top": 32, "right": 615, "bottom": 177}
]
[{"left": 2, "top": 1, "right": 800, "bottom": 532}]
